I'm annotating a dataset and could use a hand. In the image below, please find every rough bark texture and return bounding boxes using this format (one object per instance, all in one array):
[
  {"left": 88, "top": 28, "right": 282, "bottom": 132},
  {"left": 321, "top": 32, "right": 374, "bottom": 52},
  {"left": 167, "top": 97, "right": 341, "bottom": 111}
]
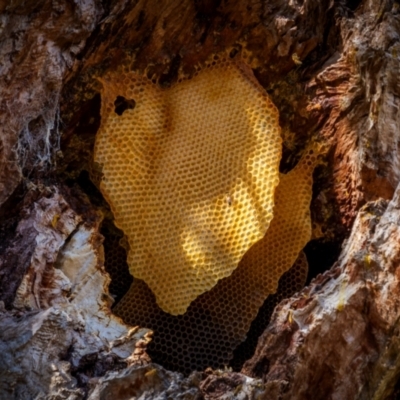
[
  {"left": 0, "top": 0, "right": 100, "bottom": 205},
  {"left": 242, "top": 196, "right": 400, "bottom": 399},
  {"left": 2, "top": 0, "right": 400, "bottom": 399}
]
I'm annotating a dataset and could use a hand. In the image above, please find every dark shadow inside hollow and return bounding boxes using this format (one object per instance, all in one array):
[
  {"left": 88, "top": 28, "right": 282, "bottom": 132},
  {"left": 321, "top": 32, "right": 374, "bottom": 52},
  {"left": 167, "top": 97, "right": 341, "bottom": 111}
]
[
  {"left": 0, "top": 182, "right": 32, "bottom": 309},
  {"left": 304, "top": 238, "right": 342, "bottom": 286},
  {"left": 61, "top": 93, "right": 101, "bottom": 152},
  {"left": 101, "top": 220, "right": 133, "bottom": 304},
  {"left": 346, "top": 0, "right": 363, "bottom": 11},
  {"left": 114, "top": 96, "right": 136, "bottom": 116}
]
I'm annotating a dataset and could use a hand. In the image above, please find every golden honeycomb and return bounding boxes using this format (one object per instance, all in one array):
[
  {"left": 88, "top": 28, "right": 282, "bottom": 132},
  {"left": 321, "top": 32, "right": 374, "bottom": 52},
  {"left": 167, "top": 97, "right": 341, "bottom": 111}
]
[
  {"left": 94, "top": 58, "right": 282, "bottom": 315},
  {"left": 231, "top": 250, "right": 308, "bottom": 370},
  {"left": 114, "top": 149, "right": 316, "bottom": 373}
]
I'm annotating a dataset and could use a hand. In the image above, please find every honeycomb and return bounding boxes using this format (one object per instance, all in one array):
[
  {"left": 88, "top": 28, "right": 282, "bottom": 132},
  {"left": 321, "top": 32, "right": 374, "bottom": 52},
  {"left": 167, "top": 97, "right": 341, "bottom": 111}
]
[
  {"left": 231, "top": 250, "right": 308, "bottom": 370},
  {"left": 94, "top": 58, "right": 282, "bottom": 315},
  {"left": 114, "top": 149, "right": 317, "bottom": 374}
]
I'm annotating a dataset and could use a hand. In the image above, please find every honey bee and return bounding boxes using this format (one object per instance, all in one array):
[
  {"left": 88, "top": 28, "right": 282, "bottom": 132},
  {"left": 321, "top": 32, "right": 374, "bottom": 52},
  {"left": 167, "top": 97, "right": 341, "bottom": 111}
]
[{"left": 292, "top": 53, "right": 302, "bottom": 66}]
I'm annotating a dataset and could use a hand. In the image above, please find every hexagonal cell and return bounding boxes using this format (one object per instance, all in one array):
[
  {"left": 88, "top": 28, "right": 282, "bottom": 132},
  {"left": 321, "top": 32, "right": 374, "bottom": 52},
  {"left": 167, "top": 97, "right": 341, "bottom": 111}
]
[
  {"left": 114, "top": 149, "right": 316, "bottom": 374},
  {"left": 95, "top": 58, "right": 281, "bottom": 315}
]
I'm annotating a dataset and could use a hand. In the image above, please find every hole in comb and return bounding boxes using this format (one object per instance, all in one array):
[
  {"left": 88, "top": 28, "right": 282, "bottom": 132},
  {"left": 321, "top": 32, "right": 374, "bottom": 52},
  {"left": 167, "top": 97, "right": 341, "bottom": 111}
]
[{"left": 114, "top": 96, "right": 136, "bottom": 116}]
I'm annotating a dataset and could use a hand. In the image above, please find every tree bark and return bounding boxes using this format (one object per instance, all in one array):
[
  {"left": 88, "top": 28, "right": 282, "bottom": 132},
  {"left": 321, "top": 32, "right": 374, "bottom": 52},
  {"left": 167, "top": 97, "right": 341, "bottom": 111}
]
[{"left": 1, "top": 0, "right": 400, "bottom": 399}]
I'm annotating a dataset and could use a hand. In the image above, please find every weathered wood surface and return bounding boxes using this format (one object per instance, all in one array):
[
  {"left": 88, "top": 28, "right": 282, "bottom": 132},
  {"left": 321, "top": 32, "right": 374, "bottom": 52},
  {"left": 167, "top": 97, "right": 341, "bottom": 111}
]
[
  {"left": 2, "top": 0, "right": 400, "bottom": 398},
  {"left": 243, "top": 195, "right": 400, "bottom": 399}
]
